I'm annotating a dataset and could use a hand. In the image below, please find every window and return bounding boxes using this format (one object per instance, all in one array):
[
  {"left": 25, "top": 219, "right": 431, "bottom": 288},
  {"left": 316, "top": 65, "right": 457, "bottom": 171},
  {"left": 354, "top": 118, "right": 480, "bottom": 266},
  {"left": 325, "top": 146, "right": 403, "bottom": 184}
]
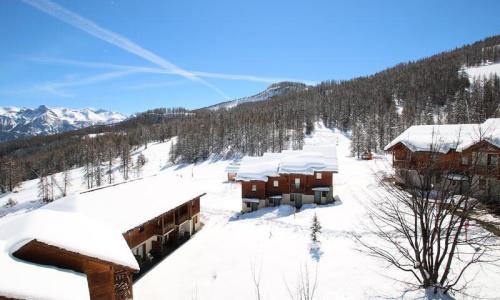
[
  {"left": 139, "top": 226, "right": 145, "bottom": 232},
  {"left": 273, "top": 180, "right": 279, "bottom": 187},
  {"left": 461, "top": 155, "right": 469, "bottom": 166},
  {"left": 294, "top": 178, "right": 300, "bottom": 189},
  {"left": 251, "top": 184, "right": 257, "bottom": 192},
  {"left": 473, "top": 152, "right": 488, "bottom": 166},
  {"left": 316, "top": 172, "right": 322, "bottom": 180},
  {"left": 487, "top": 154, "right": 498, "bottom": 167},
  {"left": 246, "top": 203, "right": 251, "bottom": 208},
  {"left": 321, "top": 191, "right": 328, "bottom": 197}
]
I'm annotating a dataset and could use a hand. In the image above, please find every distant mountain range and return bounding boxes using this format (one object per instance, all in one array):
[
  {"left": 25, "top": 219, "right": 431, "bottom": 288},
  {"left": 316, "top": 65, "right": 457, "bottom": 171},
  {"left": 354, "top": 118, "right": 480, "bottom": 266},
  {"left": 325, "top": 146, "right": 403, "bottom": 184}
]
[
  {"left": 0, "top": 105, "right": 126, "bottom": 142},
  {"left": 205, "top": 81, "right": 309, "bottom": 110}
]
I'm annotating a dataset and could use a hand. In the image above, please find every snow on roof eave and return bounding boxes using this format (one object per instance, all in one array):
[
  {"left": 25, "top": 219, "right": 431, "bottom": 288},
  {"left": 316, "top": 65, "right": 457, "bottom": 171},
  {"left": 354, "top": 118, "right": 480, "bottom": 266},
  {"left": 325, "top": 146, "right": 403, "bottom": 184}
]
[
  {"left": 235, "top": 175, "right": 269, "bottom": 182},
  {"left": 123, "top": 192, "right": 206, "bottom": 234},
  {"left": 15, "top": 239, "right": 139, "bottom": 272},
  {"left": 458, "top": 138, "right": 500, "bottom": 152},
  {"left": 242, "top": 198, "right": 260, "bottom": 203},
  {"left": 0, "top": 210, "right": 140, "bottom": 271},
  {"left": 384, "top": 140, "right": 453, "bottom": 154},
  {"left": 0, "top": 241, "right": 90, "bottom": 300}
]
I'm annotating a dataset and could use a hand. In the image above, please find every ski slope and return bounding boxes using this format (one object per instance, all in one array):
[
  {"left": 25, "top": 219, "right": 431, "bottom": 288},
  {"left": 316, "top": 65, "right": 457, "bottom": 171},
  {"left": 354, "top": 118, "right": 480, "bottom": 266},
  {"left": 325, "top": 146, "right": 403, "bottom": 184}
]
[{"left": 464, "top": 62, "right": 500, "bottom": 80}]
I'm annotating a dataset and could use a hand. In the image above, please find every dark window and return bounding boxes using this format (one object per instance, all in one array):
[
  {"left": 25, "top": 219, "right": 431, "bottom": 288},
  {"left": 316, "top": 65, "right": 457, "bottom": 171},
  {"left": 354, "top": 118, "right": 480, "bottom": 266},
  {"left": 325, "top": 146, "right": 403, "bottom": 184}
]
[
  {"left": 487, "top": 154, "right": 498, "bottom": 166},
  {"left": 139, "top": 226, "right": 145, "bottom": 232}
]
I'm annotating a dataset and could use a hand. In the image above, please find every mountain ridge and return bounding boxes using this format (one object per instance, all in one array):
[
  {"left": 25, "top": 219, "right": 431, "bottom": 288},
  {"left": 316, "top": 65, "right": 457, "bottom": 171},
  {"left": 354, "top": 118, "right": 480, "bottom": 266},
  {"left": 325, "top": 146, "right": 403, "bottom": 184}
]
[
  {"left": 204, "top": 81, "right": 309, "bottom": 110},
  {"left": 0, "top": 105, "right": 126, "bottom": 142}
]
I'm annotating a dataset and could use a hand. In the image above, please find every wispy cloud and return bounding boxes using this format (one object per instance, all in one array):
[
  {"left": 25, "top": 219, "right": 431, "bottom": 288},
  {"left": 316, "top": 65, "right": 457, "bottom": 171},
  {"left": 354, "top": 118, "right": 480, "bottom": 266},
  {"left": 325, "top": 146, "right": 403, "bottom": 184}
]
[
  {"left": 27, "top": 57, "right": 316, "bottom": 85},
  {"left": 123, "top": 79, "right": 187, "bottom": 90},
  {"left": 8, "top": 69, "right": 144, "bottom": 98},
  {"left": 20, "top": 0, "right": 230, "bottom": 99}
]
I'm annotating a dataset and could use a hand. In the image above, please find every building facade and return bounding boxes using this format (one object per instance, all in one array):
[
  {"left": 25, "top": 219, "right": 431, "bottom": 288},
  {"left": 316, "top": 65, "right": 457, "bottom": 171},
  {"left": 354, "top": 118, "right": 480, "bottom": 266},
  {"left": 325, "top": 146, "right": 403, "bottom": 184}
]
[
  {"left": 385, "top": 119, "right": 500, "bottom": 203},
  {"left": 241, "top": 171, "right": 335, "bottom": 212},
  {"left": 236, "top": 145, "right": 338, "bottom": 213}
]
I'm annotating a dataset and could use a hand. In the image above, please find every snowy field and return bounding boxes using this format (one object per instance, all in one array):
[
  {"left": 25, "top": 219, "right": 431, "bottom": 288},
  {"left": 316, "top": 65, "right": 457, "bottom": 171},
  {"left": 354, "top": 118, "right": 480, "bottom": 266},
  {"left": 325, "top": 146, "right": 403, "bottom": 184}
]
[
  {"left": 464, "top": 62, "right": 500, "bottom": 80},
  {"left": 2, "top": 125, "right": 500, "bottom": 299}
]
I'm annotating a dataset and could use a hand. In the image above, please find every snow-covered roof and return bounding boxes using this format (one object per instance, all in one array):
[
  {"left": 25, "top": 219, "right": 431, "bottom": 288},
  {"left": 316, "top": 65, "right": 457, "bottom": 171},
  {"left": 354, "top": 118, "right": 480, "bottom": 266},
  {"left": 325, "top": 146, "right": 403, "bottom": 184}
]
[
  {"left": 384, "top": 118, "right": 500, "bottom": 153},
  {"left": 236, "top": 155, "right": 282, "bottom": 181},
  {"left": 242, "top": 198, "right": 260, "bottom": 203},
  {"left": 0, "top": 240, "right": 90, "bottom": 300},
  {"left": 0, "top": 209, "right": 139, "bottom": 270},
  {"left": 45, "top": 174, "right": 205, "bottom": 233},
  {"left": 225, "top": 161, "right": 240, "bottom": 173},
  {"left": 236, "top": 145, "right": 338, "bottom": 181}
]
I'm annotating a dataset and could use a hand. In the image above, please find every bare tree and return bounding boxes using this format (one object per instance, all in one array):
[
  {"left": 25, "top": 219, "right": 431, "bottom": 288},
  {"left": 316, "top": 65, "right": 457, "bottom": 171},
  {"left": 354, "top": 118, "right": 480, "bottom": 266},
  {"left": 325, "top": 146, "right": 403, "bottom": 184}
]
[
  {"left": 120, "top": 141, "right": 133, "bottom": 180},
  {"left": 61, "top": 169, "right": 71, "bottom": 197},
  {"left": 250, "top": 260, "right": 263, "bottom": 300},
  {"left": 284, "top": 264, "right": 318, "bottom": 300},
  {"left": 38, "top": 176, "right": 50, "bottom": 202},
  {"left": 135, "top": 153, "right": 147, "bottom": 178},
  {"left": 358, "top": 137, "right": 499, "bottom": 295}
]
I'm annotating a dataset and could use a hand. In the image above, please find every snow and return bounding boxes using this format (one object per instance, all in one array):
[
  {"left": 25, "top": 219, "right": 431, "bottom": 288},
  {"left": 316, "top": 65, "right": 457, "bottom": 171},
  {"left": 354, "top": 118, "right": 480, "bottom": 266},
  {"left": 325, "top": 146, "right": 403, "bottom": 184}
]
[
  {"left": 0, "top": 139, "right": 174, "bottom": 220},
  {"left": 0, "top": 241, "right": 90, "bottom": 300},
  {"left": 133, "top": 123, "right": 500, "bottom": 299},
  {"left": 384, "top": 118, "right": 500, "bottom": 153},
  {"left": 464, "top": 62, "right": 500, "bottom": 80},
  {"left": 224, "top": 161, "right": 240, "bottom": 173},
  {"left": 0, "top": 209, "right": 139, "bottom": 270},
  {"left": 1, "top": 123, "right": 499, "bottom": 299},
  {"left": 45, "top": 174, "right": 205, "bottom": 233},
  {"left": 0, "top": 105, "right": 127, "bottom": 141},
  {"left": 236, "top": 144, "right": 338, "bottom": 181}
]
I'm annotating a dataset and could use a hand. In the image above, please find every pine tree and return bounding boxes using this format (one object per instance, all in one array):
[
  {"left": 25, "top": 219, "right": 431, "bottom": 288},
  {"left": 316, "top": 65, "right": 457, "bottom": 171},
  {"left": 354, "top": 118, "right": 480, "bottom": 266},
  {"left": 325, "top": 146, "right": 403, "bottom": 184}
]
[{"left": 310, "top": 213, "right": 322, "bottom": 244}]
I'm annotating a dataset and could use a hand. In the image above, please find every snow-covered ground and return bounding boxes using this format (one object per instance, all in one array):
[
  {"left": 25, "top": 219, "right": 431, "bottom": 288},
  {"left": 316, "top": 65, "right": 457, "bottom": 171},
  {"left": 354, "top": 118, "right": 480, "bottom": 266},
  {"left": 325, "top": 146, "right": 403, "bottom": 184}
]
[
  {"left": 464, "top": 62, "right": 500, "bottom": 80},
  {"left": 0, "top": 139, "right": 173, "bottom": 219},
  {"left": 133, "top": 125, "right": 500, "bottom": 299},
  {"left": 2, "top": 124, "right": 500, "bottom": 299}
]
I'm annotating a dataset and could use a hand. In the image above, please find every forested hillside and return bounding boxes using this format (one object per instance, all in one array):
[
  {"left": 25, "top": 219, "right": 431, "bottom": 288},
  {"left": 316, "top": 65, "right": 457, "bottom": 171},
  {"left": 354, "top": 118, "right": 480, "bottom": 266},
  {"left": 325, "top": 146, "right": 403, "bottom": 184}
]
[{"left": 1, "top": 36, "right": 499, "bottom": 192}]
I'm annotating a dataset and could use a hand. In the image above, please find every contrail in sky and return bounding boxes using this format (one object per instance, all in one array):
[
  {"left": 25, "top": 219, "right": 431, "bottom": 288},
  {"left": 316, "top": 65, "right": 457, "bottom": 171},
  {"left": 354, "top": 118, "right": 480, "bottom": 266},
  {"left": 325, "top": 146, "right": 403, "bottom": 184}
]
[
  {"left": 20, "top": 0, "right": 230, "bottom": 99},
  {"left": 27, "top": 57, "right": 316, "bottom": 85}
]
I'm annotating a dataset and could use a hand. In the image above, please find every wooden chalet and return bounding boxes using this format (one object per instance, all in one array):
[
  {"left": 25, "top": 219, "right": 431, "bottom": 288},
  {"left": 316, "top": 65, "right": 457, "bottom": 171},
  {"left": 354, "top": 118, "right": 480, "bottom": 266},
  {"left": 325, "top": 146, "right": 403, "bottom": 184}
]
[
  {"left": 384, "top": 118, "right": 500, "bottom": 202},
  {"left": 0, "top": 175, "right": 205, "bottom": 300},
  {"left": 236, "top": 145, "right": 338, "bottom": 212}
]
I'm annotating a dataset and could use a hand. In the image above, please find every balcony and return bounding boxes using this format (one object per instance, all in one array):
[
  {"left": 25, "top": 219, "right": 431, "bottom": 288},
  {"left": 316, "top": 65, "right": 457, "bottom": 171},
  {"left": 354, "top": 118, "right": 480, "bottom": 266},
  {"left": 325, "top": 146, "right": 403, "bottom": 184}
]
[
  {"left": 154, "top": 222, "right": 176, "bottom": 235},
  {"left": 175, "top": 213, "right": 190, "bottom": 225}
]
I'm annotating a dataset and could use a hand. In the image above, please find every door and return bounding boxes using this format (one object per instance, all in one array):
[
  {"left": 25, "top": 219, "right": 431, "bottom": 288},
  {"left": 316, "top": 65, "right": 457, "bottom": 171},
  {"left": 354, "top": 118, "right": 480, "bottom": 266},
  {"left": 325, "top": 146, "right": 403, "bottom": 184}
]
[
  {"left": 291, "top": 193, "right": 302, "bottom": 209},
  {"left": 314, "top": 191, "right": 321, "bottom": 204}
]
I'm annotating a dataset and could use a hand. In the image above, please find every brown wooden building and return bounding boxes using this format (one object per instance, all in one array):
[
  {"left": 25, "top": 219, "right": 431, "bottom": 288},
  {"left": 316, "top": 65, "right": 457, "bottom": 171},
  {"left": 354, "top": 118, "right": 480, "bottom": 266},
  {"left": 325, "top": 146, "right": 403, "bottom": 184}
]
[
  {"left": 236, "top": 146, "right": 338, "bottom": 212},
  {"left": 0, "top": 175, "right": 205, "bottom": 300},
  {"left": 385, "top": 119, "right": 500, "bottom": 202}
]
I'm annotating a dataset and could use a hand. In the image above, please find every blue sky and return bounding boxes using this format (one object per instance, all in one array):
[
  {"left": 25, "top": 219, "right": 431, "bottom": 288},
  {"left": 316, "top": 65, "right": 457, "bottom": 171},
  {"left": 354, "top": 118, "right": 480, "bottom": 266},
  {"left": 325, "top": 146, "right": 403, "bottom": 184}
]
[{"left": 1, "top": 0, "right": 500, "bottom": 115}]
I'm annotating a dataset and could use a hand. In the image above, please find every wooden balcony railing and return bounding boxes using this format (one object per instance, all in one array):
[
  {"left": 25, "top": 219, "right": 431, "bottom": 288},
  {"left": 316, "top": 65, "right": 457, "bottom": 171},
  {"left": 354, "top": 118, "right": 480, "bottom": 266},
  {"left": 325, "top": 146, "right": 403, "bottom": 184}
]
[
  {"left": 154, "top": 223, "right": 176, "bottom": 235},
  {"left": 175, "top": 213, "right": 190, "bottom": 225}
]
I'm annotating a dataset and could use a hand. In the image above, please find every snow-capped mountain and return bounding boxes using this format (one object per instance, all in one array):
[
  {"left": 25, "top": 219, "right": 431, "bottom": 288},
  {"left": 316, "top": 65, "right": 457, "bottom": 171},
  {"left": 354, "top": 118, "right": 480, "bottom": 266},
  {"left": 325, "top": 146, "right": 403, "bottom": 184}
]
[
  {"left": 206, "top": 81, "right": 309, "bottom": 110},
  {"left": 0, "top": 105, "right": 126, "bottom": 142}
]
